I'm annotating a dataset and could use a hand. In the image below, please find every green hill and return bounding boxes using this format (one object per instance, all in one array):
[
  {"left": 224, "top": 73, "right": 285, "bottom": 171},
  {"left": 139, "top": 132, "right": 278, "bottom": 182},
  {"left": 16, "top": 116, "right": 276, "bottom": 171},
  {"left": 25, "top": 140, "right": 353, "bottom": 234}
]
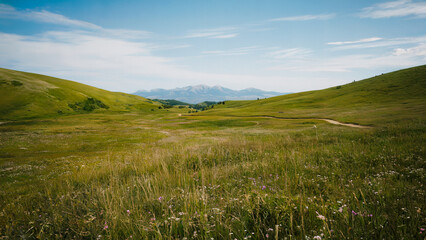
[
  {"left": 0, "top": 68, "right": 158, "bottom": 120},
  {"left": 201, "top": 65, "right": 426, "bottom": 125}
]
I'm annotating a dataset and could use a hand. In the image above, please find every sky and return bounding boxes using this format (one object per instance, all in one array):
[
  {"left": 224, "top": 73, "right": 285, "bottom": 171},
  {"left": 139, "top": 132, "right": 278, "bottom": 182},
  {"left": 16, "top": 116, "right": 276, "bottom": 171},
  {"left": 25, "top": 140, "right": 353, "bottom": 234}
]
[{"left": 0, "top": 0, "right": 425, "bottom": 93}]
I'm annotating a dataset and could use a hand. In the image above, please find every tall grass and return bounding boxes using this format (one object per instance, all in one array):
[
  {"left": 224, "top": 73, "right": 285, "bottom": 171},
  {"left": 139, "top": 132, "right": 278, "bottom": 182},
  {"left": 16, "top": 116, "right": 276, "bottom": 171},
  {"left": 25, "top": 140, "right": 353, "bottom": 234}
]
[{"left": 1, "top": 117, "right": 424, "bottom": 239}]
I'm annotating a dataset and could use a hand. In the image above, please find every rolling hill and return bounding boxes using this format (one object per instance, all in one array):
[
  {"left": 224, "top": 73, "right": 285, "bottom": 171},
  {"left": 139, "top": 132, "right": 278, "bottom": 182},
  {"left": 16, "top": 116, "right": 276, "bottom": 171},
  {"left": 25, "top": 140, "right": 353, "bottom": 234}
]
[
  {"left": 0, "top": 68, "right": 158, "bottom": 120},
  {"left": 200, "top": 65, "right": 426, "bottom": 125}
]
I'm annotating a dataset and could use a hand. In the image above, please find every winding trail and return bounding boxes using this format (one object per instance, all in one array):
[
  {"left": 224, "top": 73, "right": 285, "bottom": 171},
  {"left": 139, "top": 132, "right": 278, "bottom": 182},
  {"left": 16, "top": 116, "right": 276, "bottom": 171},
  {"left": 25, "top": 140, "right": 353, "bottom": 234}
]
[
  {"left": 183, "top": 115, "right": 373, "bottom": 129},
  {"left": 320, "top": 119, "right": 371, "bottom": 129}
]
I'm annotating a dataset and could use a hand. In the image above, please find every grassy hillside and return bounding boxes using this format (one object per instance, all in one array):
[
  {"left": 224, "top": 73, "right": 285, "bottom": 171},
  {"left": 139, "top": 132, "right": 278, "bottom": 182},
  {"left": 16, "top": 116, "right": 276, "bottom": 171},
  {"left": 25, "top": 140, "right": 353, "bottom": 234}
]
[
  {"left": 0, "top": 66, "right": 425, "bottom": 239},
  {"left": 203, "top": 65, "right": 426, "bottom": 125},
  {"left": 0, "top": 68, "right": 158, "bottom": 120}
]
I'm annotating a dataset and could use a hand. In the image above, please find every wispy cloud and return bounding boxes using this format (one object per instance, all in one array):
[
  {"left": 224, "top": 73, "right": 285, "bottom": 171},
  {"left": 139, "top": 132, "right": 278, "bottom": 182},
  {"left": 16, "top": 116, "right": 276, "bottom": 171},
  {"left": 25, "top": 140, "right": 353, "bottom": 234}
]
[
  {"left": 183, "top": 13, "right": 335, "bottom": 40},
  {"left": 0, "top": 4, "right": 151, "bottom": 39},
  {"left": 327, "top": 37, "right": 383, "bottom": 45},
  {"left": 210, "top": 33, "right": 238, "bottom": 39},
  {"left": 330, "top": 35, "right": 426, "bottom": 50},
  {"left": 268, "top": 48, "right": 311, "bottom": 59},
  {"left": 360, "top": 0, "right": 426, "bottom": 19},
  {"left": 183, "top": 27, "right": 238, "bottom": 39},
  {"left": 0, "top": 4, "right": 100, "bottom": 29},
  {"left": 202, "top": 46, "right": 262, "bottom": 56},
  {"left": 0, "top": 31, "right": 284, "bottom": 91},
  {"left": 393, "top": 44, "right": 426, "bottom": 59},
  {"left": 269, "top": 50, "right": 425, "bottom": 73},
  {"left": 269, "top": 14, "right": 335, "bottom": 22}
]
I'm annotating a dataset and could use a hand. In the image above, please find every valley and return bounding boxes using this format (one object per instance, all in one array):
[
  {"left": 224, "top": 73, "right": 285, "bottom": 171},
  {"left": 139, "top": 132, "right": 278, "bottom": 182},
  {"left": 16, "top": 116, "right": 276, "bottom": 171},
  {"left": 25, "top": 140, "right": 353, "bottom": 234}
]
[{"left": 0, "top": 66, "right": 425, "bottom": 239}]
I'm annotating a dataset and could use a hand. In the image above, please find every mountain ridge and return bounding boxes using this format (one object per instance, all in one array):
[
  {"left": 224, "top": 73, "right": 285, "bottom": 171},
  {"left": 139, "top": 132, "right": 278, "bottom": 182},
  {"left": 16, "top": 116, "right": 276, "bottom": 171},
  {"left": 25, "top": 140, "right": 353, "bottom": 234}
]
[{"left": 133, "top": 84, "right": 287, "bottom": 104}]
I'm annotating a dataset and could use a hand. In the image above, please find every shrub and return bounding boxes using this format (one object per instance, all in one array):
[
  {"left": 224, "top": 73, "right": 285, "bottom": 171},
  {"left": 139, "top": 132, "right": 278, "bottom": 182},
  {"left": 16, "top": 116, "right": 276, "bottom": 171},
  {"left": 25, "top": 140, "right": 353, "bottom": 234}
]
[
  {"left": 68, "top": 97, "right": 109, "bottom": 112},
  {"left": 11, "top": 80, "right": 23, "bottom": 86}
]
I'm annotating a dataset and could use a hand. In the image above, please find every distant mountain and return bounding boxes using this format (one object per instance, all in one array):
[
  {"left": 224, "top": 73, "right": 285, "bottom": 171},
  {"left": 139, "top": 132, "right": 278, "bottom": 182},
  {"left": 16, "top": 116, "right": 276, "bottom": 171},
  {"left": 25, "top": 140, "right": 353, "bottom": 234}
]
[{"left": 133, "top": 85, "right": 287, "bottom": 104}]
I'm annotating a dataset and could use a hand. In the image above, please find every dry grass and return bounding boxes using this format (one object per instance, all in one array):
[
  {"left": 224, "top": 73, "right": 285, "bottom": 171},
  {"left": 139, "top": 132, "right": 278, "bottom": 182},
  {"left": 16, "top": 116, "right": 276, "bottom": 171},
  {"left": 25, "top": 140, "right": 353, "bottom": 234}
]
[{"left": 0, "top": 112, "right": 424, "bottom": 239}]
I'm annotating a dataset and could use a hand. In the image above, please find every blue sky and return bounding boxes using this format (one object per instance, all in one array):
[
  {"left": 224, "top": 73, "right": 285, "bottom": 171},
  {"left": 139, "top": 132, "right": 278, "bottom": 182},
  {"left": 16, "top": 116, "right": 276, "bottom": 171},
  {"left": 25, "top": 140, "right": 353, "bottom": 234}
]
[{"left": 0, "top": 0, "right": 425, "bottom": 93}]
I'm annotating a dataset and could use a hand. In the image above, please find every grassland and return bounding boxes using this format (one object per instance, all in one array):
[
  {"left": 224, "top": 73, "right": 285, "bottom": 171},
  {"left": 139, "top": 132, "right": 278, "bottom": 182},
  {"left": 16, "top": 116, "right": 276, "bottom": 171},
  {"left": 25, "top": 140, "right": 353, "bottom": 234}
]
[
  {"left": 0, "top": 66, "right": 425, "bottom": 239},
  {"left": 204, "top": 65, "right": 426, "bottom": 126},
  {"left": 0, "top": 68, "right": 159, "bottom": 120}
]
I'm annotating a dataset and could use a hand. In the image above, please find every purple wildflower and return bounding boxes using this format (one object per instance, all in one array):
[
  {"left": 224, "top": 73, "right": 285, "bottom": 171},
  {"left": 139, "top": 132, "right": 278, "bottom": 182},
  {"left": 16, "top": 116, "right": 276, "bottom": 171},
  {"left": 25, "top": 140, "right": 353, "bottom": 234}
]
[
  {"left": 103, "top": 221, "right": 108, "bottom": 230},
  {"left": 262, "top": 185, "right": 266, "bottom": 190},
  {"left": 351, "top": 210, "right": 358, "bottom": 216}
]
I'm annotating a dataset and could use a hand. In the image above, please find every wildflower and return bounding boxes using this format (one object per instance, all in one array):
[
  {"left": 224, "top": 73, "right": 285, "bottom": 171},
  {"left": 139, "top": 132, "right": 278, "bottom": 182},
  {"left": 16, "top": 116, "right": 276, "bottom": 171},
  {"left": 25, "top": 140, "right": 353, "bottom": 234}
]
[
  {"left": 262, "top": 185, "right": 266, "bottom": 190},
  {"left": 367, "top": 214, "right": 373, "bottom": 217},
  {"left": 313, "top": 236, "right": 321, "bottom": 240},
  {"left": 338, "top": 207, "right": 343, "bottom": 213},
  {"left": 103, "top": 221, "right": 108, "bottom": 230},
  {"left": 352, "top": 210, "right": 358, "bottom": 216},
  {"left": 127, "top": 210, "right": 130, "bottom": 215},
  {"left": 266, "top": 233, "right": 269, "bottom": 238},
  {"left": 316, "top": 211, "right": 326, "bottom": 221},
  {"left": 158, "top": 196, "right": 163, "bottom": 201}
]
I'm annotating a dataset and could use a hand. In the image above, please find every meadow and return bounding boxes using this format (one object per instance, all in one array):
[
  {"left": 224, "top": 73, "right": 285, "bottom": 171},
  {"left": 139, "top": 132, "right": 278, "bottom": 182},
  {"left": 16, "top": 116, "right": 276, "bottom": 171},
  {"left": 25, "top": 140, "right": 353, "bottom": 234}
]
[
  {"left": 0, "top": 66, "right": 425, "bottom": 239},
  {"left": 0, "top": 110, "right": 424, "bottom": 239}
]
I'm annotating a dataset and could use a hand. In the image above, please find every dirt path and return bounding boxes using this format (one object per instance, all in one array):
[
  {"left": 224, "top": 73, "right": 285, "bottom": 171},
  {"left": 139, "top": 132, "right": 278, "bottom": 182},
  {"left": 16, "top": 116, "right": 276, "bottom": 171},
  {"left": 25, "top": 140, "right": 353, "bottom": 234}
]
[
  {"left": 319, "top": 119, "right": 372, "bottom": 129},
  {"left": 261, "top": 116, "right": 372, "bottom": 129},
  {"left": 183, "top": 114, "right": 372, "bottom": 129}
]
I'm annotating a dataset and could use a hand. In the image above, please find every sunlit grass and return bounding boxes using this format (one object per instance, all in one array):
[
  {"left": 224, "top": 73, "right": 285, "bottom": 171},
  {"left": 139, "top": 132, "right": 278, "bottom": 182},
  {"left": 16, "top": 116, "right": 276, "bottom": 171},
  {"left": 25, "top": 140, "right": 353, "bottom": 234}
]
[{"left": 0, "top": 112, "right": 424, "bottom": 239}]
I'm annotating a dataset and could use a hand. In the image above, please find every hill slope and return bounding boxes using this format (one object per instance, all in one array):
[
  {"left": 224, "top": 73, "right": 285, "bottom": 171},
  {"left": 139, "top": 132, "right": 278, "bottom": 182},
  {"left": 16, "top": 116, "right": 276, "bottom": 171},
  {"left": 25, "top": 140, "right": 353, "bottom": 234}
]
[
  {"left": 0, "top": 68, "right": 157, "bottom": 120},
  {"left": 201, "top": 65, "right": 426, "bottom": 125}
]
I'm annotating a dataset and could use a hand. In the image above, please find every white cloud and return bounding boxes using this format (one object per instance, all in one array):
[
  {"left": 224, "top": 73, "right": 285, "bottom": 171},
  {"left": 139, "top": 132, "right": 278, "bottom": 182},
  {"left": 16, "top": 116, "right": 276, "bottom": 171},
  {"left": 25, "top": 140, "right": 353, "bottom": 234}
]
[
  {"left": 0, "top": 4, "right": 151, "bottom": 39},
  {"left": 360, "top": 0, "right": 426, "bottom": 18},
  {"left": 183, "top": 27, "right": 238, "bottom": 39},
  {"left": 201, "top": 46, "right": 267, "bottom": 56},
  {"left": 393, "top": 44, "right": 426, "bottom": 59},
  {"left": 330, "top": 36, "right": 426, "bottom": 50},
  {"left": 268, "top": 51, "right": 424, "bottom": 73},
  {"left": 327, "top": 37, "right": 383, "bottom": 45},
  {"left": 268, "top": 48, "right": 311, "bottom": 59},
  {"left": 210, "top": 33, "right": 238, "bottom": 39},
  {"left": 0, "top": 4, "right": 100, "bottom": 29},
  {"left": 0, "top": 31, "right": 287, "bottom": 92},
  {"left": 269, "top": 14, "right": 335, "bottom": 22}
]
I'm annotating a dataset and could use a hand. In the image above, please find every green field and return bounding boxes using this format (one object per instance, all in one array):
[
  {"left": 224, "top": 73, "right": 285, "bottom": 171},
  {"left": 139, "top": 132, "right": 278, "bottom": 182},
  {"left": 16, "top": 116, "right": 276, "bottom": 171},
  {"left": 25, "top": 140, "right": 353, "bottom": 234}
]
[{"left": 0, "top": 66, "right": 425, "bottom": 239}]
